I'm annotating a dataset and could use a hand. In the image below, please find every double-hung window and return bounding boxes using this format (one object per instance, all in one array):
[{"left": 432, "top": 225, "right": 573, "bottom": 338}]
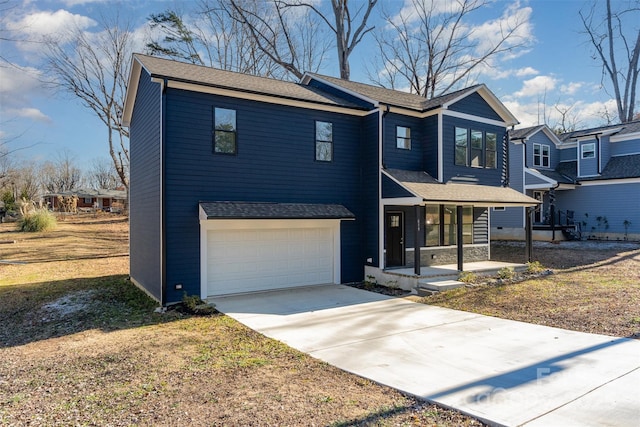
[
  {"left": 396, "top": 126, "right": 411, "bottom": 149},
  {"left": 213, "top": 108, "right": 237, "bottom": 154},
  {"left": 581, "top": 143, "right": 595, "bottom": 159},
  {"left": 533, "top": 143, "right": 550, "bottom": 167},
  {"left": 486, "top": 132, "right": 497, "bottom": 169},
  {"left": 315, "top": 121, "right": 333, "bottom": 161}
]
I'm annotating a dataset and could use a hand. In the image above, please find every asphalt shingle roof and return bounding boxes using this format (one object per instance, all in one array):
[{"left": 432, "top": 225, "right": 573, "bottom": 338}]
[
  {"left": 559, "top": 120, "right": 640, "bottom": 141},
  {"left": 383, "top": 169, "right": 539, "bottom": 206},
  {"left": 556, "top": 155, "right": 640, "bottom": 181},
  {"left": 509, "top": 125, "right": 546, "bottom": 140},
  {"left": 536, "top": 169, "right": 577, "bottom": 185},
  {"left": 134, "top": 54, "right": 364, "bottom": 109},
  {"left": 306, "top": 73, "right": 483, "bottom": 111},
  {"left": 199, "top": 202, "right": 355, "bottom": 219}
]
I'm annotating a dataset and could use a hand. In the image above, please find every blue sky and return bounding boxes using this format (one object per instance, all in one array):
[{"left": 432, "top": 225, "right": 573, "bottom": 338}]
[{"left": 0, "top": 0, "right": 632, "bottom": 168}]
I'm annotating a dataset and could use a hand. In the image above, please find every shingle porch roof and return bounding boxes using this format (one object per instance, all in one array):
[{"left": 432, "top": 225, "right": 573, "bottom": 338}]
[
  {"left": 199, "top": 202, "right": 355, "bottom": 220},
  {"left": 383, "top": 169, "right": 540, "bottom": 207}
]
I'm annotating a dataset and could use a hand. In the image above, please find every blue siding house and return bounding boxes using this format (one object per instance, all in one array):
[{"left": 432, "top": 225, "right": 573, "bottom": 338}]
[
  {"left": 123, "top": 54, "right": 537, "bottom": 305},
  {"left": 493, "top": 122, "right": 640, "bottom": 241}
]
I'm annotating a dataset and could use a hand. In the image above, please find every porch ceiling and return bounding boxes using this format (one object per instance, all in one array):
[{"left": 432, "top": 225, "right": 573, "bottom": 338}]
[{"left": 383, "top": 169, "right": 540, "bottom": 207}]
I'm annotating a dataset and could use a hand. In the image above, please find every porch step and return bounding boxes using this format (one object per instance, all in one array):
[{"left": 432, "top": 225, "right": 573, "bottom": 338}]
[{"left": 416, "top": 278, "right": 466, "bottom": 296}]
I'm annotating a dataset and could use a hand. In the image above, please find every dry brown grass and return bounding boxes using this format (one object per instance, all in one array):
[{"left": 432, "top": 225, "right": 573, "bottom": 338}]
[
  {"left": 0, "top": 215, "right": 482, "bottom": 427},
  {"left": 421, "top": 241, "right": 640, "bottom": 339}
]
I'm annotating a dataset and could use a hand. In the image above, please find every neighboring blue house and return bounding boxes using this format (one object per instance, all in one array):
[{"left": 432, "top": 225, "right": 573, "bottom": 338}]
[
  {"left": 492, "top": 122, "right": 640, "bottom": 241},
  {"left": 123, "top": 54, "right": 537, "bottom": 305}
]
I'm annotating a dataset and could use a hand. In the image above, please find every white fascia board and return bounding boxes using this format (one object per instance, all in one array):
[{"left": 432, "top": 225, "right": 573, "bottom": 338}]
[
  {"left": 442, "top": 110, "right": 511, "bottom": 128},
  {"left": 610, "top": 131, "right": 640, "bottom": 142},
  {"left": 438, "top": 112, "right": 443, "bottom": 182},
  {"left": 539, "top": 126, "right": 564, "bottom": 146},
  {"left": 442, "top": 84, "right": 519, "bottom": 127},
  {"left": 381, "top": 197, "right": 423, "bottom": 205},
  {"left": 166, "top": 80, "right": 369, "bottom": 117},
  {"left": 301, "top": 73, "right": 379, "bottom": 107},
  {"left": 579, "top": 178, "right": 640, "bottom": 186},
  {"left": 122, "top": 56, "right": 144, "bottom": 127},
  {"left": 525, "top": 183, "right": 554, "bottom": 190}
]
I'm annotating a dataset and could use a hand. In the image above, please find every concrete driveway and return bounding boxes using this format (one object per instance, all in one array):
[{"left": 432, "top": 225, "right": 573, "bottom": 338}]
[{"left": 213, "top": 285, "right": 640, "bottom": 427}]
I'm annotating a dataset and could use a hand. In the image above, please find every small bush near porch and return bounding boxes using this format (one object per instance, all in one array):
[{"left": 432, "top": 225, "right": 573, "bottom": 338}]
[{"left": 420, "top": 241, "right": 640, "bottom": 338}]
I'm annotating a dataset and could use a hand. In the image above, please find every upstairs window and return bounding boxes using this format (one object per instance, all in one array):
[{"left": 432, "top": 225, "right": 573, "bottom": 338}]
[
  {"left": 455, "top": 127, "right": 497, "bottom": 169},
  {"left": 396, "top": 126, "right": 411, "bottom": 149},
  {"left": 455, "top": 127, "right": 468, "bottom": 166},
  {"left": 315, "top": 121, "right": 333, "bottom": 161},
  {"left": 581, "top": 142, "right": 595, "bottom": 159},
  {"left": 470, "top": 130, "right": 483, "bottom": 167},
  {"left": 533, "top": 143, "right": 550, "bottom": 167},
  {"left": 486, "top": 132, "right": 497, "bottom": 169},
  {"left": 214, "top": 108, "right": 237, "bottom": 154}
]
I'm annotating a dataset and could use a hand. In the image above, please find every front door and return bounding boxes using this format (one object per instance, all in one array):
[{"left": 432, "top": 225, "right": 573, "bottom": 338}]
[{"left": 386, "top": 211, "right": 404, "bottom": 267}]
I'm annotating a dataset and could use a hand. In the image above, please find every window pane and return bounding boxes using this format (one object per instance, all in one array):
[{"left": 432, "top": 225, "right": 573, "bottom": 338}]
[
  {"left": 471, "top": 130, "right": 483, "bottom": 148},
  {"left": 215, "top": 131, "right": 236, "bottom": 154},
  {"left": 486, "top": 150, "right": 496, "bottom": 169},
  {"left": 316, "top": 121, "right": 332, "bottom": 142},
  {"left": 471, "top": 148, "right": 483, "bottom": 167},
  {"left": 486, "top": 133, "right": 497, "bottom": 150},
  {"left": 396, "top": 126, "right": 411, "bottom": 149},
  {"left": 215, "top": 108, "right": 236, "bottom": 131},
  {"left": 425, "top": 205, "right": 440, "bottom": 246},
  {"left": 533, "top": 144, "right": 540, "bottom": 155},
  {"left": 542, "top": 156, "right": 549, "bottom": 167},
  {"left": 542, "top": 145, "right": 549, "bottom": 155},
  {"left": 316, "top": 141, "right": 332, "bottom": 161},
  {"left": 582, "top": 143, "right": 595, "bottom": 159},
  {"left": 455, "top": 128, "right": 467, "bottom": 166}
]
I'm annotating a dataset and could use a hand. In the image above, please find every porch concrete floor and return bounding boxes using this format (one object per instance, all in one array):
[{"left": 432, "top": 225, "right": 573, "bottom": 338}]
[{"left": 386, "top": 260, "right": 527, "bottom": 278}]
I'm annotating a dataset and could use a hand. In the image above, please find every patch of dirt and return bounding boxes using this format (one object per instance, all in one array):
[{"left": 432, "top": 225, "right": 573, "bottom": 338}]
[{"left": 37, "top": 290, "right": 97, "bottom": 322}]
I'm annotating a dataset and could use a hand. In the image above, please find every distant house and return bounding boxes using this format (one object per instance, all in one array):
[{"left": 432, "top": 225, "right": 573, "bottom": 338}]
[
  {"left": 122, "top": 54, "right": 537, "bottom": 306},
  {"left": 43, "top": 188, "right": 127, "bottom": 212},
  {"left": 492, "top": 122, "right": 640, "bottom": 241}
]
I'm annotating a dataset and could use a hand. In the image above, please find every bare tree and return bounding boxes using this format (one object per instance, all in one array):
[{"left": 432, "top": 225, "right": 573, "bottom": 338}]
[
  {"left": 550, "top": 102, "right": 581, "bottom": 134},
  {"left": 87, "top": 157, "right": 119, "bottom": 190},
  {"left": 147, "top": 2, "right": 283, "bottom": 77},
  {"left": 580, "top": 0, "right": 640, "bottom": 123},
  {"left": 43, "top": 13, "right": 131, "bottom": 198},
  {"left": 40, "top": 150, "right": 83, "bottom": 193},
  {"left": 225, "top": 0, "right": 331, "bottom": 79},
  {"left": 284, "top": 0, "right": 378, "bottom": 79},
  {"left": 370, "top": 0, "right": 531, "bottom": 97}
]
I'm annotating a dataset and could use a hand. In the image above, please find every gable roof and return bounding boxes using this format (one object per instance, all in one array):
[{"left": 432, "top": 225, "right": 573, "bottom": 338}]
[
  {"left": 303, "top": 73, "right": 518, "bottom": 125},
  {"left": 510, "top": 124, "right": 563, "bottom": 146},
  {"left": 123, "top": 54, "right": 366, "bottom": 126},
  {"left": 559, "top": 120, "right": 640, "bottom": 142},
  {"left": 383, "top": 169, "right": 539, "bottom": 207}
]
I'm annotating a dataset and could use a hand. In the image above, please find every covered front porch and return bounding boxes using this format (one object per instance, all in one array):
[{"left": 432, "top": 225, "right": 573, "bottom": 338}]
[
  {"left": 365, "top": 260, "right": 528, "bottom": 294},
  {"left": 373, "top": 169, "right": 539, "bottom": 293}
]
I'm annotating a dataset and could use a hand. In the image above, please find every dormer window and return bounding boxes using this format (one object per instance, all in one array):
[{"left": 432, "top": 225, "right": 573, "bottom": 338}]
[
  {"left": 396, "top": 126, "right": 411, "bottom": 149},
  {"left": 581, "top": 143, "right": 595, "bottom": 159},
  {"left": 533, "top": 143, "right": 550, "bottom": 167}
]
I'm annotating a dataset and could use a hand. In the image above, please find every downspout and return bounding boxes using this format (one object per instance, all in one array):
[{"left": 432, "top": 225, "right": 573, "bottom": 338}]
[
  {"left": 596, "top": 134, "right": 602, "bottom": 174},
  {"left": 161, "top": 78, "right": 168, "bottom": 306},
  {"left": 550, "top": 182, "right": 560, "bottom": 241},
  {"left": 378, "top": 106, "right": 388, "bottom": 269}
]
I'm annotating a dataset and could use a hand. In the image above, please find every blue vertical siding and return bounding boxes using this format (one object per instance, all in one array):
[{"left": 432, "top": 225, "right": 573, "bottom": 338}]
[
  {"left": 555, "top": 182, "right": 640, "bottom": 236},
  {"left": 162, "top": 89, "right": 365, "bottom": 303},
  {"left": 362, "top": 112, "right": 380, "bottom": 266},
  {"left": 442, "top": 116, "right": 505, "bottom": 185},
  {"left": 600, "top": 135, "right": 611, "bottom": 170},
  {"left": 423, "top": 115, "right": 439, "bottom": 178},
  {"left": 610, "top": 137, "right": 640, "bottom": 156},
  {"left": 382, "top": 113, "right": 424, "bottom": 170},
  {"left": 448, "top": 92, "right": 503, "bottom": 121},
  {"left": 129, "top": 70, "right": 163, "bottom": 302},
  {"left": 578, "top": 140, "right": 598, "bottom": 176}
]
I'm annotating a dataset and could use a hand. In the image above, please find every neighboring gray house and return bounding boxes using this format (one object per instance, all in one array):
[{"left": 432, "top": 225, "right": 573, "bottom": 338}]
[{"left": 492, "top": 121, "right": 640, "bottom": 241}]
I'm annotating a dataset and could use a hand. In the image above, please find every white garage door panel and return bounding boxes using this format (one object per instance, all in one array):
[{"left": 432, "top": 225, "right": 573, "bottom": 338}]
[{"left": 207, "top": 226, "right": 335, "bottom": 296}]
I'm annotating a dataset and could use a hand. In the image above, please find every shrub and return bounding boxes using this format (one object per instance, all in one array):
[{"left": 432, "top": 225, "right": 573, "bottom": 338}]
[
  {"left": 182, "top": 293, "right": 216, "bottom": 315},
  {"left": 526, "top": 261, "right": 545, "bottom": 274},
  {"left": 458, "top": 271, "right": 478, "bottom": 283},
  {"left": 17, "top": 209, "right": 57, "bottom": 232},
  {"left": 497, "top": 267, "right": 515, "bottom": 280}
]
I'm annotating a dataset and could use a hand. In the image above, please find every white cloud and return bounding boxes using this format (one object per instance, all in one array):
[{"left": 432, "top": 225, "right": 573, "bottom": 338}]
[
  {"left": 0, "top": 65, "right": 43, "bottom": 108},
  {"left": 13, "top": 107, "right": 51, "bottom": 123},
  {"left": 513, "top": 75, "right": 558, "bottom": 98},
  {"left": 560, "top": 82, "right": 583, "bottom": 95},
  {"left": 468, "top": 2, "right": 534, "bottom": 57},
  {"left": 504, "top": 98, "right": 619, "bottom": 130},
  {"left": 61, "top": 0, "right": 109, "bottom": 6},
  {"left": 515, "top": 67, "right": 538, "bottom": 77},
  {"left": 8, "top": 9, "right": 96, "bottom": 46}
]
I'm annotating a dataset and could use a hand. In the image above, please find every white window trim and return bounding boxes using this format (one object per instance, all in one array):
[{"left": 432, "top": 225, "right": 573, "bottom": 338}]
[
  {"left": 581, "top": 142, "right": 596, "bottom": 159},
  {"left": 533, "top": 143, "right": 550, "bottom": 167}
]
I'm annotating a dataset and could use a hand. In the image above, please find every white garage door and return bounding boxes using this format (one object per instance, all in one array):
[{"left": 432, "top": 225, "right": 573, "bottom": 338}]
[{"left": 206, "top": 223, "right": 336, "bottom": 296}]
